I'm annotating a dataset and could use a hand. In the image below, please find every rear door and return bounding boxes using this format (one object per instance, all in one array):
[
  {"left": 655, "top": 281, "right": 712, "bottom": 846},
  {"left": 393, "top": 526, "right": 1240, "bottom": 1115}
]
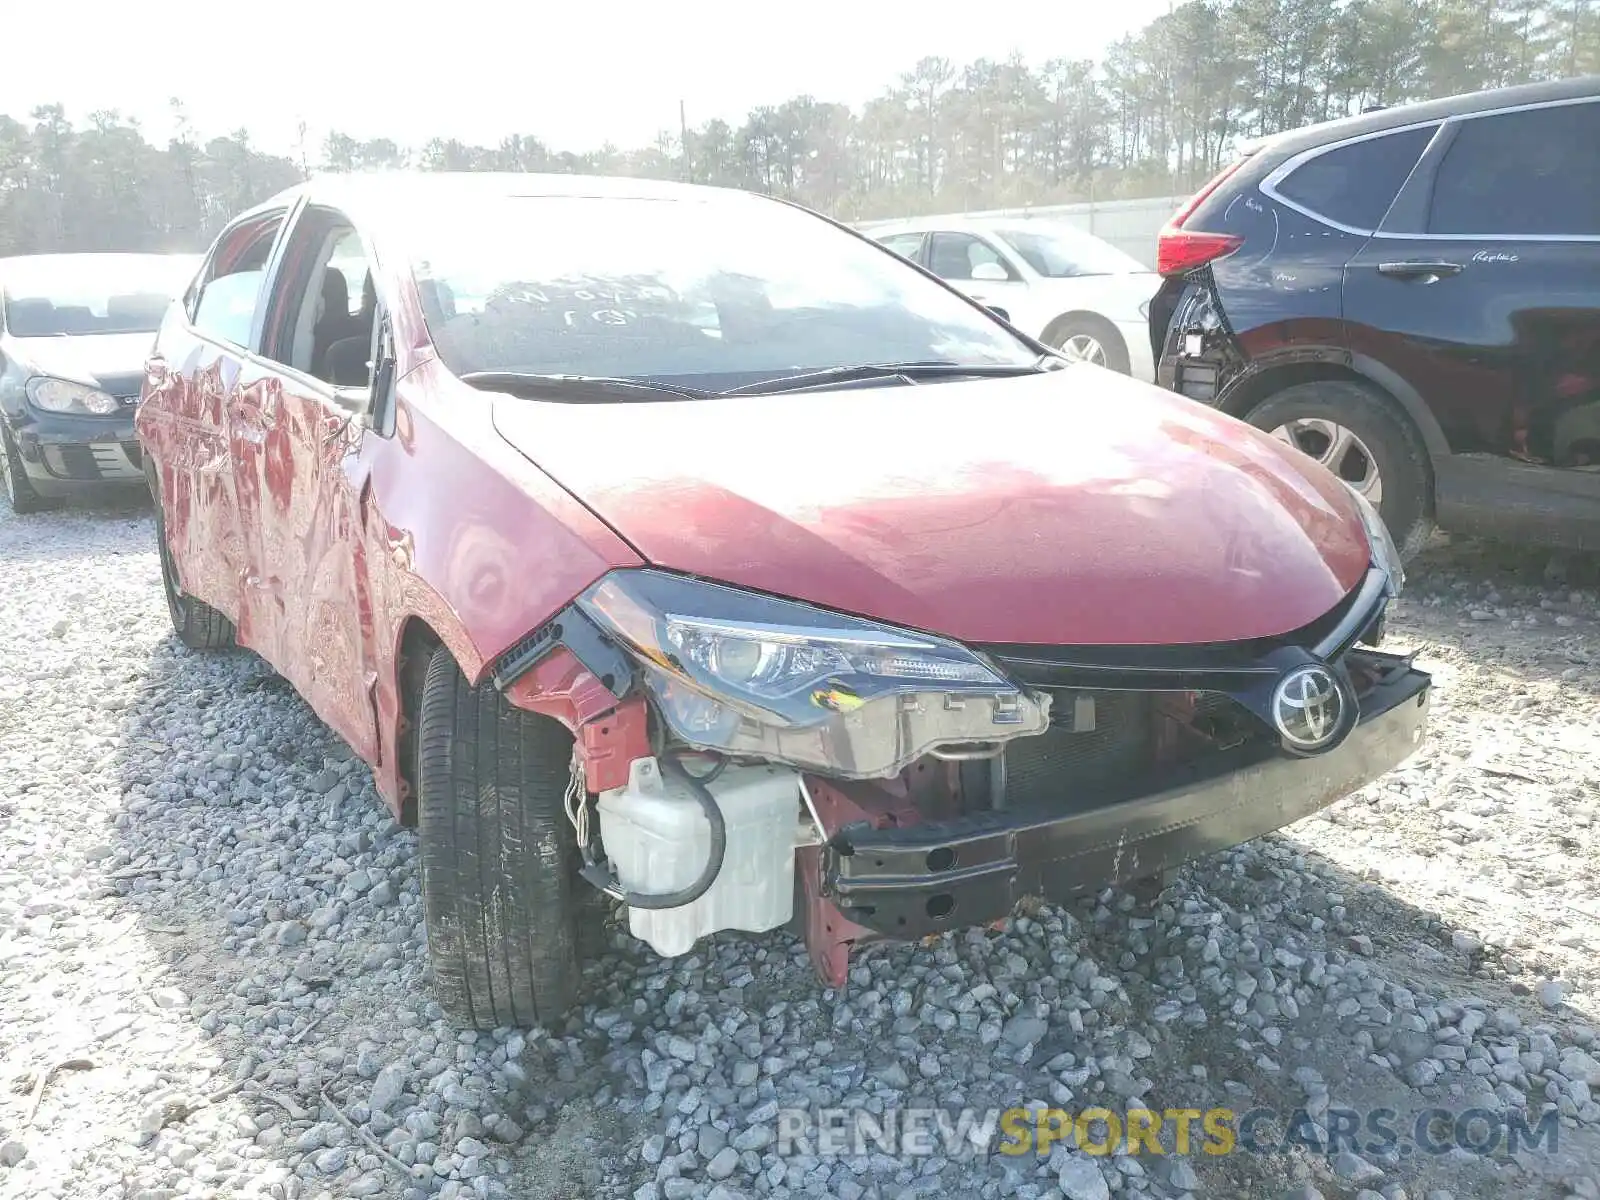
[
  {"left": 141, "top": 208, "right": 291, "bottom": 624},
  {"left": 1343, "top": 97, "right": 1600, "bottom": 464}
]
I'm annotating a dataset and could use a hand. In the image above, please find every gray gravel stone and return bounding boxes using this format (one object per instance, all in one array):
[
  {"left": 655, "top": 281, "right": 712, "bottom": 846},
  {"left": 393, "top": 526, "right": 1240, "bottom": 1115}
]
[
  {"left": 705, "top": 1146, "right": 739, "bottom": 1180},
  {"left": 1057, "top": 1154, "right": 1112, "bottom": 1200},
  {"left": 369, "top": 1062, "right": 408, "bottom": 1113},
  {"left": 5, "top": 495, "right": 1600, "bottom": 1200}
]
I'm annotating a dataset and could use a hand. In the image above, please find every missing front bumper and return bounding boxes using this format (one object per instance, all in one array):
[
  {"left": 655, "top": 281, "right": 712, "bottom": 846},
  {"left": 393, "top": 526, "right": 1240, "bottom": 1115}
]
[{"left": 824, "top": 663, "right": 1430, "bottom": 938}]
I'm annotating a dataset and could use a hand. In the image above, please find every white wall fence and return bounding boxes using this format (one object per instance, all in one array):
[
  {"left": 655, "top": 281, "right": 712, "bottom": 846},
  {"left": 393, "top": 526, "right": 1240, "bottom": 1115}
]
[{"left": 856, "top": 194, "right": 1187, "bottom": 270}]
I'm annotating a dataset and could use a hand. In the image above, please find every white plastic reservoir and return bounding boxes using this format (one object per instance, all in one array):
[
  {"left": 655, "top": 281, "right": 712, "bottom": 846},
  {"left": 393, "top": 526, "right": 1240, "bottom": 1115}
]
[{"left": 597, "top": 757, "right": 800, "bottom": 958}]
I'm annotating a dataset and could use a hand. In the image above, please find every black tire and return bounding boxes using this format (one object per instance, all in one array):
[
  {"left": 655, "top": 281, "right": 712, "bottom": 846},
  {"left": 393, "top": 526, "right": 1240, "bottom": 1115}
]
[
  {"left": 1045, "top": 314, "right": 1131, "bottom": 375},
  {"left": 417, "top": 646, "right": 582, "bottom": 1030},
  {"left": 153, "top": 489, "right": 236, "bottom": 650},
  {"left": 1244, "top": 380, "right": 1432, "bottom": 561},
  {"left": 0, "top": 425, "right": 45, "bottom": 514}
]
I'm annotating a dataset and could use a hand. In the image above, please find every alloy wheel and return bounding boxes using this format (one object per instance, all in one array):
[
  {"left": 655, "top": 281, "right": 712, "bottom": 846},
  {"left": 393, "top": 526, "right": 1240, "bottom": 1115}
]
[
  {"left": 1056, "top": 333, "right": 1108, "bottom": 367},
  {"left": 1269, "top": 418, "right": 1383, "bottom": 504}
]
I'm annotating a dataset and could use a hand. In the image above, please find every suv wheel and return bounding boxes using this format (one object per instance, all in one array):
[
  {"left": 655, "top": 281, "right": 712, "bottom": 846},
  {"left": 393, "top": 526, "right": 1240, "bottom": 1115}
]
[
  {"left": 417, "top": 646, "right": 585, "bottom": 1030},
  {"left": 0, "top": 427, "right": 45, "bottom": 514},
  {"left": 1047, "top": 316, "right": 1130, "bottom": 375},
  {"left": 1245, "top": 380, "right": 1432, "bottom": 561},
  {"left": 154, "top": 497, "right": 237, "bottom": 649}
]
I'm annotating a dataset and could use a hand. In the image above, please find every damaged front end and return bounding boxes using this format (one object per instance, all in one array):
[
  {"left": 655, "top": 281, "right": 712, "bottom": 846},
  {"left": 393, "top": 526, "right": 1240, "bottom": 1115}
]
[{"left": 493, "top": 547, "right": 1429, "bottom": 988}]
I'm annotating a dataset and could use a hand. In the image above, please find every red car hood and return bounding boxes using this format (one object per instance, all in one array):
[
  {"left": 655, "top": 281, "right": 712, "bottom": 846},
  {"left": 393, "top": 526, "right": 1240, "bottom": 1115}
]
[{"left": 492, "top": 368, "right": 1371, "bottom": 645}]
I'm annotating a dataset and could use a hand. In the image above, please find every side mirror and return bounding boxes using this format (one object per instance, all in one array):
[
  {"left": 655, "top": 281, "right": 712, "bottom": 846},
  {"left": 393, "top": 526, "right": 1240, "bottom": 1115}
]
[
  {"left": 368, "top": 316, "right": 398, "bottom": 437},
  {"left": 970, "top": 261, "right": 1009, "bottom": 283},
  {"left": 986, "top": 306, "right": 1011, "bottom": 323}
]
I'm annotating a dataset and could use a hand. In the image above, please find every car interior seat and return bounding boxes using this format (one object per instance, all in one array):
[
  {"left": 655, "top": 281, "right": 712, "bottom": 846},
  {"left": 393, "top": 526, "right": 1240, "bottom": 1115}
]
[
  {"left": 929, "top": 239, "right": 973, "bottom": 280},
  {"left": 108, "top": 293, "right": 171, "bottom": 329},
  {"left": 3, "top": 298, "right": 58, "bottom": 336},
  {"left": 311, "top": 270, "right": 363, "bottom": 380},
  {"left": 54, "top": 305, "right": 98, "bottom": 334}
]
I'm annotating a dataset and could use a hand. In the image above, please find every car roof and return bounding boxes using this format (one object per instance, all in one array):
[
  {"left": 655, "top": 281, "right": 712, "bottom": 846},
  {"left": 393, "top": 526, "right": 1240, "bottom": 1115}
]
[
  {"left": 1243, "top": 74, "right": 1600, "bottom": 162},
  {"left": 234, "top": 171, "right": 795, "bottom": 256},
  {"left": 258, "top": 170, "right": 764, "bottom": 217}
]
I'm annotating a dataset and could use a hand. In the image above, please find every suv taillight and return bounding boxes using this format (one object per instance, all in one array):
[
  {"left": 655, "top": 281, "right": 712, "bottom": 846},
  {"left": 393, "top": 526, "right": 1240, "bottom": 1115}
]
[{"left": 1157, "top": 157, "right": 1251, "bottom": 277}]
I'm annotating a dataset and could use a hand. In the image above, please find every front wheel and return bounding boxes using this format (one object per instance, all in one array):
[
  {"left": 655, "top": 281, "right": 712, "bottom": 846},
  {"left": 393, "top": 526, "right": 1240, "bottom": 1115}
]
[
  {"left": 153, "top": 490, "right": 236, "bottom": 650},
  {"left": 1245, "top": 380, "right": 1433, "bottom": 562},
  {"left": 0, "top": 426, "right": 45, "bottom": 514},
  {"left": 417, "top": 646, "right": 584, "bottom": 1030}
]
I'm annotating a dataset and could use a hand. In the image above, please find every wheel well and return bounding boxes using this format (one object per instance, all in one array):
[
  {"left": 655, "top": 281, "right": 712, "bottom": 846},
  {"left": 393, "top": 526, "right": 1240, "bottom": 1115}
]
[
  {"left": 1216, "top": 361, "right": 1367, "bottom": 421},
  {"left": 396, "top": 616, "right": 443, "bottom": 827}
]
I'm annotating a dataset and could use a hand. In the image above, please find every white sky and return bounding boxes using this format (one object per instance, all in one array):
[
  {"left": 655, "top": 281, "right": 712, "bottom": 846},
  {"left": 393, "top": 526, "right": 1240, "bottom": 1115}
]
[{"left": 6, "top": 1, "right": 1173, "bottom": 158}]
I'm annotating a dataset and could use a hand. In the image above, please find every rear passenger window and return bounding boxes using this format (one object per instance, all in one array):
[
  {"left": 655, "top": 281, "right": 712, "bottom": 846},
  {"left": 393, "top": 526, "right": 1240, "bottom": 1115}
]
[
  {"left": 1276, "top": 125, "right": 1435, "bottom": 231},
  {"left": 193, "top": 271, "right": 267, "bottom": 348},
  {"left": 877, "top": 233, "right": 925, "bottom": 262},
  {"left": 189, "top": 214, "right": 285, "bottom": 349},
  {"left": 1428, "top": 101, "right": 1600, "bottom": 236}
]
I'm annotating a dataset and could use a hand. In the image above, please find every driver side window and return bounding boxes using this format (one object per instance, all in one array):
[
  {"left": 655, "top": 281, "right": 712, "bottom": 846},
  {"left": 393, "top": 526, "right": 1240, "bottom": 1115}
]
[
  {"left": 927, "top": 233, "right": 1015, "bottom": 282},
  {"left": 261, "top": 208, "right": 379, "bottom": 392}
]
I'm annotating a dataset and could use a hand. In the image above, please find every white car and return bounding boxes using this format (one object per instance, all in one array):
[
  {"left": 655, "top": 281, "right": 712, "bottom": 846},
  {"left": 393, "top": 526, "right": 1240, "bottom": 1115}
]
[{"left": 864, "top": 217, "right": 1161, "bottom": 381}]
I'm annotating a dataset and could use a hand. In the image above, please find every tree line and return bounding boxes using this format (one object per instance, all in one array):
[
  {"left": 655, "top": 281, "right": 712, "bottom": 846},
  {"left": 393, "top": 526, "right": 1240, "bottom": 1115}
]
[{"left": 1, "top": 0, "right": 1595, "bottom": 258}]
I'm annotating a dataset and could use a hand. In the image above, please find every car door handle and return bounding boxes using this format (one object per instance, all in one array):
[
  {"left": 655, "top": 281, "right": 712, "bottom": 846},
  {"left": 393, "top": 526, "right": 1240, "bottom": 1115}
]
[{"left": 1377, "top": 260, "right": 1464, "bottom": 281}]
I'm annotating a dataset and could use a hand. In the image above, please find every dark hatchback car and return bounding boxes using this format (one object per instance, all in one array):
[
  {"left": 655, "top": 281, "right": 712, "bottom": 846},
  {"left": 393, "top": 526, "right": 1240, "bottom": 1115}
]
[
  {"left": 0, "top": 251, "right": 200, "bottom": 512},
  {"left": 1152, "top": 76, "right": 1600, "bottom": 558}
]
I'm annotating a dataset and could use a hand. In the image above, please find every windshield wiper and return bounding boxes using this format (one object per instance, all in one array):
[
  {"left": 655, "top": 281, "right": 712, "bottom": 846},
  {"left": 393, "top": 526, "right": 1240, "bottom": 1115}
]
[
  {"left": 460, "top": 371, "right": 710, "bottom": 401},
  {"left": 715, "top": 359, "right": 1053, "bottom": 398}
]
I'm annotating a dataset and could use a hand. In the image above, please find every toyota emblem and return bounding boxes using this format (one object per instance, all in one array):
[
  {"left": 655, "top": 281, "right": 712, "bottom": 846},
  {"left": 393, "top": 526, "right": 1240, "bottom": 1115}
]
[{"left": 1271, "top": 664, "right": 1349, "bottom": 752}]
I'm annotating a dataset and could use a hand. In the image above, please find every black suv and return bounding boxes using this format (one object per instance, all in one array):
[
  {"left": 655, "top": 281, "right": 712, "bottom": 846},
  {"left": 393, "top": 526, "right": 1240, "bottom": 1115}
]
[{"left": 1151, "top": 76, "right": 1600, "bottom": 559}]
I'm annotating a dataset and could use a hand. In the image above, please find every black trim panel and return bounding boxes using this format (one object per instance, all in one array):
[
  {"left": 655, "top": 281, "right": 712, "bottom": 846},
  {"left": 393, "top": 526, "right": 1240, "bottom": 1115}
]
[
  {"left": 489, "top": 604, "right": 635, "bottom": 698},
  {"left": 825, "top": 653, "right": 1430, "bottom": 938},
  {"left": 981, "top": 569, "right": 1386, "bottom": 692}
]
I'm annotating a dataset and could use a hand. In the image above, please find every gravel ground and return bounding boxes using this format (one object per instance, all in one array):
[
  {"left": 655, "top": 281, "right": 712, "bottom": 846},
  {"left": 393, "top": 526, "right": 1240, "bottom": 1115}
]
[{"left": 2, "top": 499, "right": 1599, "bottom": 1200}]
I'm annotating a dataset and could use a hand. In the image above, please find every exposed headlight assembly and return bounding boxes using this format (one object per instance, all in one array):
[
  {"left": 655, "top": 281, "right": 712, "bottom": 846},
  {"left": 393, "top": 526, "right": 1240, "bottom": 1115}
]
[
  {"left": 1344, "top": 484, "right": 1403, "bottom": 599},
  {"left": 578, "top": 569, "right": 1051, "bottom": 779},
  {"left": 27, "top": 377, "right": 119, "bottom": 416}
]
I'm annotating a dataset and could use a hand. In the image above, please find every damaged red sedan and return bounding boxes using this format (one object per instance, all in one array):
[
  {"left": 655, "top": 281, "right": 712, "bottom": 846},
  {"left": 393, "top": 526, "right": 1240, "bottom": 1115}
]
[{"left": 137, "top": 173, "right": 1430, "bottom": 1030}]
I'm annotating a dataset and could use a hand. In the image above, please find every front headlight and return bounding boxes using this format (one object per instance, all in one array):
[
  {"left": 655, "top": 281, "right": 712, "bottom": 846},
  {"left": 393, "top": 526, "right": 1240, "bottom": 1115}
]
[
  {"left": 1344, "top": 484, "right": 1404, "bottom": 598},
  {"left": 577, "top": 569, "right": 1050, "bottom": 779},
  {"left": 27, "top": 377, "right": 119, "bottom": 416}
]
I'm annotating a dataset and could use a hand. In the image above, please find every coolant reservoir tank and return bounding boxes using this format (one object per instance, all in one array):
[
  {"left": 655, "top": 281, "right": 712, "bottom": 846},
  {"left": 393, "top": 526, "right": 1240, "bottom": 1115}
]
[{"left": 597, "top": 757, "right": 799, "bottom": 958}]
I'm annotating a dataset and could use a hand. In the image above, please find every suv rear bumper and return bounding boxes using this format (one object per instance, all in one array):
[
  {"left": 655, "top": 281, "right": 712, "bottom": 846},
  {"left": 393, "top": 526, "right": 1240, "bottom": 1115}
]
[{"left": 825, "top": 662, "right": 1430, "bottom": 936}]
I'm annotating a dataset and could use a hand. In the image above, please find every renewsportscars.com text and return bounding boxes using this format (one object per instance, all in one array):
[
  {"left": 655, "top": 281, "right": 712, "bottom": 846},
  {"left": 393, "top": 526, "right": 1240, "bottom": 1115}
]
[{"left": 772, "top": 1104, "right": 1560, "bottom": 1160}]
